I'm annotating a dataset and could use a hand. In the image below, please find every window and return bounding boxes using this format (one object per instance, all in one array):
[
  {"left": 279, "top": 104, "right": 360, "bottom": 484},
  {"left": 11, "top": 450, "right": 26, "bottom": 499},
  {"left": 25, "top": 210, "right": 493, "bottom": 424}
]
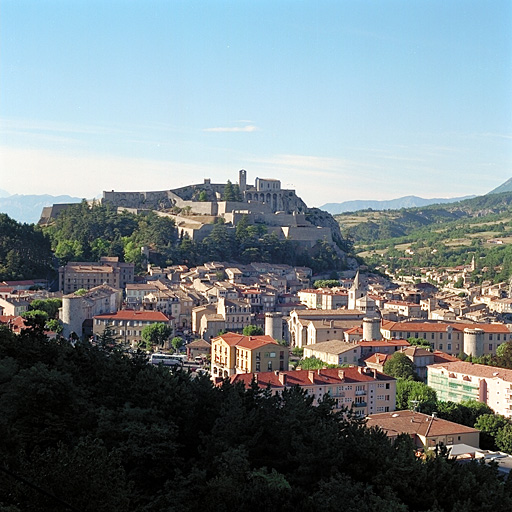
[
  {"left": 385, "top": 383, "right": 390, "bottom": 389},
  {"left": 431, "top": 333, "right": 435, "bottom": 340},
  {"left": 447, "top": 344, "right": 451, "bottom": 350},
  {"left": 489, "top": 344, "right": 493, "bottom": 351},
  {"left": 439, "top": 344, "right": 443, "bottom": 350}
]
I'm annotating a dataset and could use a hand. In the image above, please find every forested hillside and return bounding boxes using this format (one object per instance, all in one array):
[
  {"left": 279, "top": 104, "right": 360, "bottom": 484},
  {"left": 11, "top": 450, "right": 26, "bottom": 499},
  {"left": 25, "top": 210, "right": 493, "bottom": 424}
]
[
  {"left": 0, "top": 214, "right": 54, "bottom": 281},
  {"left": 336, "top": 192, "right": 512, "bottom": 282},
  {"left": 43, "top": 202, "right": 347, "bottom": 273},
  {"left": 1, "top": 325, "right": 511, "bottom": 511}
]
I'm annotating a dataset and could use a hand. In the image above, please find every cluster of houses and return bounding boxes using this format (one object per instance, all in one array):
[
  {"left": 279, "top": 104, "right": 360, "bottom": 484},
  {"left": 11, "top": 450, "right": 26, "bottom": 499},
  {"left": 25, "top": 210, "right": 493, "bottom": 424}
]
[{"left": 5, "top": 257, "right": 512, "bottom": 461}]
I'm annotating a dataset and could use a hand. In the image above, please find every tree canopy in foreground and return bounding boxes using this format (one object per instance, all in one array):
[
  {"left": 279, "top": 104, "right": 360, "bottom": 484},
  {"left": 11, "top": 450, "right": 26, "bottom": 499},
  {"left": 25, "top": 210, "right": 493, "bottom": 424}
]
[{"left": 1, "top": 326, "right": 512, "bottom": 511}]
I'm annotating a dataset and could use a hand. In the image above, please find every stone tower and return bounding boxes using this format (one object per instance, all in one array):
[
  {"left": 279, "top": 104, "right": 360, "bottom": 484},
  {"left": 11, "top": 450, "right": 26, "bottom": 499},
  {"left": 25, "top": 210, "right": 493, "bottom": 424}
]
[
  {"left": 238, "top": 169, "right": 247, "bottom": 193},
  {"left": 348, "top": 270, "right": 364, "bottom": 310}
]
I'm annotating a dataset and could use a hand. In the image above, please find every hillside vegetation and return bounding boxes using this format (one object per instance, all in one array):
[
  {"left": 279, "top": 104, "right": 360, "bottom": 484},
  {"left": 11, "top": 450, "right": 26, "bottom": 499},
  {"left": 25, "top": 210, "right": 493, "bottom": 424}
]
[
  {"left": 42, "top": 201, "right": 348, "bottom": 273},
  {"left": 1, "top": 325, "right": 512, "bottom": 511},
  {"left": 336, "top": 192, "right": 512, "bottom": 281}
]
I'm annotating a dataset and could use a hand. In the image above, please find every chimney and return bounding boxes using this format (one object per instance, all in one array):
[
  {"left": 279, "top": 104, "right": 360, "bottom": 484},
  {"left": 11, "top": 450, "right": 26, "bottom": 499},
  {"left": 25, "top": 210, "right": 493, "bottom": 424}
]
[
  {"left": 308, "top": 370, "right": 315, "bottom": 383},
  {"left": 358, "top": 366, "right": 363, "bottom": 374},
  {"left": 338, "top": 369, "right": 345, "bottom": 380},
  {"left": 330, "top": 320, "right": 334, "bottom": 328},
  {"left": 279, "top": 372, "right": 287, "bottom": 385},
  {"left": 254, "top": 373, "right": 258, "bottom": 383}
]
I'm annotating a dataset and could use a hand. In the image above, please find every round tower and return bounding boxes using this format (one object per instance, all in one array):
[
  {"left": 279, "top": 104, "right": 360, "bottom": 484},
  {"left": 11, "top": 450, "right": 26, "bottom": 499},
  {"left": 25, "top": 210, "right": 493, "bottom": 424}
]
[
  {"left": 363, "top": 317, "right": 381, "bottom": 341},
  {"left": 61, "top": 295, "right": 85, "bottom": 339},
  {"left": 463, "top": 328, "right": 484, "bottom": 358},
  {"left": 265, "top": 312, "right": 283, "bottom": 341}
]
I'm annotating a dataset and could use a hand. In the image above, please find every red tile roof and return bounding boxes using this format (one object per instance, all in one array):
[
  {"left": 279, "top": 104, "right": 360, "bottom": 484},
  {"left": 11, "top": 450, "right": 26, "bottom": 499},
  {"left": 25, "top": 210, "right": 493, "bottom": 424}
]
[
  {"left": 429, "top": 361, "right": 512, "bottom": 382},
  {"left": 229, "top": 365, "right": 394, "bottom": 389},
  {"left": 213, "top": 332, "right": 278, "bottom": 349},
  {"left": 382, "top": 320, "right": 509, "bottom": 334},
  {"left": 364, "top": 352, "right": 392, "bottom": 365},
  {"left": 357, "top": 339, "right": 410, "bottom": 348},
  {"left": 366, "top": 410, "right": 478, "bottom": 438},
  {"left": 93, "top": 310, "right": 170, "bottom": 322}
]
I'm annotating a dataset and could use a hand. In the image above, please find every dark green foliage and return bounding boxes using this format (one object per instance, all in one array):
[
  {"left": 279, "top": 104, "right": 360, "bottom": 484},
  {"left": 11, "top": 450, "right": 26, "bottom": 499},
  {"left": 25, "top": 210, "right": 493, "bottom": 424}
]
[
  {"left": 396, "top": 379, "right": 437, "bottom": 413},
  {"left": 2, "top": 327, "right": 512, "bottom": 511},
  {"left": 313, "top": 279, "right": 340, "bottom": 288},
  {"left": 475, "top": 414, "right": 510, "bottom": 450},
  {"left": 383, "top": 352, "right": 418, "bottom": 380},
  {"left": 0, "top": 213, "right": 54, "bottom": 281},
  {"left": 45, "top": 205, "right": 346, "bottom": 273},
  {"left": 242, "top": 325, "right": 264, "bottom": 336},
  {"left": 28, "top": 299, "right": 62, "bottom": 319},
  {"left": 407, "top": 337, "right": 432, "bottom": 349},
  {"left": 436, "top": 400, "right": 494, "bottom": 427}
]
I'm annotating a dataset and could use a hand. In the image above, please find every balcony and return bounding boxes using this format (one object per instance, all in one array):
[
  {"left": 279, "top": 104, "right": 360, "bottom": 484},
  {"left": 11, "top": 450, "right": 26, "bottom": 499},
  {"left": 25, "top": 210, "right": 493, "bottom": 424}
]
[
  {"left": 353, "top": 402, "right": 367, "bottom": 408},
  {"left": 355, "top": 390, "right": 367, "bottom": 396}
]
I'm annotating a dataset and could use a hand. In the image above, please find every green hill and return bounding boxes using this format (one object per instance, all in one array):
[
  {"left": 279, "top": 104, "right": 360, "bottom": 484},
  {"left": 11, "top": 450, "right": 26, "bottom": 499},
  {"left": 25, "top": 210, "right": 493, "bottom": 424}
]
[
  {"left": 335, "top": 191, "right": 512, "bottom": 282},
  {"left": 489, "top": 178, "right": 512, "bottom": 195}
]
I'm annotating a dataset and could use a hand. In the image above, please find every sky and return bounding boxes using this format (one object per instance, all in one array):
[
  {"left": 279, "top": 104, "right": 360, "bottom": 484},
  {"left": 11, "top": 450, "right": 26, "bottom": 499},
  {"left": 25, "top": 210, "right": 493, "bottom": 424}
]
[{"left": 1, "top": 0, "right": 511, "bottom": 207}]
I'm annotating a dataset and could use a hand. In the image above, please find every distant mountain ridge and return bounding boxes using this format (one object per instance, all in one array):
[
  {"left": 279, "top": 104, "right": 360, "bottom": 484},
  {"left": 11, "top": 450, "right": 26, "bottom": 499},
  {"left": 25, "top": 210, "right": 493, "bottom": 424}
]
[
  {"left": 320, "top": 195, "right": 475, "bottom": 215},
  {"left": 488, "top": 178, "right": 512, "bottom": 195},
  {"left": 0, "top": 194, "right": 83, "bottom": 224}
]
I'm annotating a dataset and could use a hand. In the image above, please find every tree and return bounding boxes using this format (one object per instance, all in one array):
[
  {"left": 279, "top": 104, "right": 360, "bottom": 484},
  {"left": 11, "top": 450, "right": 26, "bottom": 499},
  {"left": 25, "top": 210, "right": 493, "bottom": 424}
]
[
  {"left": 395, "top": 379, "right": 437, "bottom": 413},
  {"left": 496, "top": 423, "right": 512, "bottom": 454},
  {"left": 383, "top": 352, "right": 417, "bottom": 380},
  {"left": 242, "top": 325, "right": 264, "bottom": 336},
  {"left": 223, "top": 180, "right": 236, "bottom": 201},
  {"left": 45, "top": 319, "right": 63, "bottom": 334},
  {"left": 29, "top": 299, "right": 62, "bottom": 319},
  {"left": 475, "top": 413, "right": 510, "bottom": 450},
  {"left": 407, "top": 337, "right": 431, "bottom": 350},
  {"left": 198, "top": 190, "right": 208, "bottom": 202},
  {"left": 298, "top": 356, "right": 339, "bottom": 370},
  {"left": 313, "top": 280, "right": 340, "bottom": 289},
  {"left": 141, "top": 323, "right": 172, "bottom": 351},
  {"left": 171, "top": 336, "right": 184, "bottom": 354}
]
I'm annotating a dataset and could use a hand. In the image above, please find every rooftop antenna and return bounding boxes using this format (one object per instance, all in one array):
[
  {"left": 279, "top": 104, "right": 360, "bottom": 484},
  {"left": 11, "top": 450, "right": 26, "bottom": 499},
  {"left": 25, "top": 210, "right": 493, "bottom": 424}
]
[{"left": 410, "top": 400, "right": 419, "bottom": 412}]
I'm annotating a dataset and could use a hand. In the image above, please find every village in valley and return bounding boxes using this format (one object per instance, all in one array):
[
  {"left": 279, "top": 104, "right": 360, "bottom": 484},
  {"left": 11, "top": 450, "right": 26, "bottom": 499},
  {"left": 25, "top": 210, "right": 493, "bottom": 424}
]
[{"left": 4, "top": 171, "right": 512, "bottom": 480}]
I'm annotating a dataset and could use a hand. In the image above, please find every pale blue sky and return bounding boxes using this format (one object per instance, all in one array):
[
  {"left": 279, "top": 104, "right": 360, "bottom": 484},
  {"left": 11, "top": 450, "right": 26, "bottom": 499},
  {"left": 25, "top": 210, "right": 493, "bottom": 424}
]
[{"left": 1, "top": 0, "right": 511, "bottom": 206}]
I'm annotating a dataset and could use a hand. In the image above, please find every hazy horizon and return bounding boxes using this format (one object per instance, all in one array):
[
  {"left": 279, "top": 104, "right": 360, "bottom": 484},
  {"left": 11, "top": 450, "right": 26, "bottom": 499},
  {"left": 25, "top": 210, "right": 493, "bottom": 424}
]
[{"left": 1, "top": 1, "right": 511, "bottom": 208}]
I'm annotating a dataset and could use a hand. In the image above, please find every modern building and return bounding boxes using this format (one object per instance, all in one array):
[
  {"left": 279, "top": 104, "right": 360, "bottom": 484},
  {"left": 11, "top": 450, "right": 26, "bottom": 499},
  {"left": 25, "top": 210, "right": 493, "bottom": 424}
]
[
  {"left": 427, "top": 361, "right": 512, "bottom": 419},
  {"left": 228, "top": 366, "right": 396, "bottom": 416}
]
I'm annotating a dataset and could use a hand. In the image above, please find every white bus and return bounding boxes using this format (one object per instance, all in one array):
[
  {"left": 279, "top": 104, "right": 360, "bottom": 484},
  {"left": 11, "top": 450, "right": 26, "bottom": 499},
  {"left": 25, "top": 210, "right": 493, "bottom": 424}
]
[{"left": 150, "top": 353, "right": 183, "bottom": 368}]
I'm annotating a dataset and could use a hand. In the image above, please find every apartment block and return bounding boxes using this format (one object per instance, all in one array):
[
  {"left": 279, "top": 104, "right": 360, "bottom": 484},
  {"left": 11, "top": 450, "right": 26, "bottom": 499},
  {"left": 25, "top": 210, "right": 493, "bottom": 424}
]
[
  {"left": 428, "top": 361, "right": 512, "bottom": 419},
  {"left": 229, "top": 366, "right": 396, "bottom": 416}
]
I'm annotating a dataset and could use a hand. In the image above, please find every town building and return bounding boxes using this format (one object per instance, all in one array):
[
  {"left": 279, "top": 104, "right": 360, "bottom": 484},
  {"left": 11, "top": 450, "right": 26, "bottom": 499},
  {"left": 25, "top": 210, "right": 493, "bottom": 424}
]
[
  {"left": 381, "top": 320, "right": 510, "bottom": 357},
  {"left": 59, "top": 257, "right": 134, "bottom": 294},
  {"left": 93, "top": 310, "right": 173, "bottom": 348},
  {"left": 303, "top": 340, "right": 361, "bottom": 366},
  {"left": 210, "top": 332, "right": 287, "bottom": 378},
  {"left": 0, "top": 297, "right": 29, "bottom": 316},
  {"left": 288, "top": 309, "right": 365, "bottom": 348},
  {"left": 428, "top": 361, "right": 512, "bottom": 419},
  {"left": 366, "top": 410, "right": 480, "bottom": 450},
  {"left": 60, "top": 284, "right": 122, "bottom": 339},
  {"left": 228, "top": 366, "right": 396, "bottom": 416}
]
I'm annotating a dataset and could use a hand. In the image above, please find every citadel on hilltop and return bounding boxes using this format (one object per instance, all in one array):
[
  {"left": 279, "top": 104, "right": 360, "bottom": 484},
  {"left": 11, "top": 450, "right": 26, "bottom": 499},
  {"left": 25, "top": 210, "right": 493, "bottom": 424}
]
[{"left": 41, "top": 169, "right": 347, "bottom": 256}]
